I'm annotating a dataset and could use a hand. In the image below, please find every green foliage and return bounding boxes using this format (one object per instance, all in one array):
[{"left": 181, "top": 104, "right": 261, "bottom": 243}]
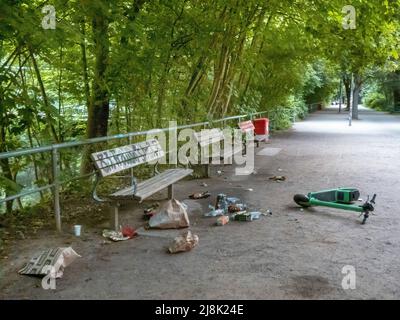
[
  {"left": 0, "top": 176, "right": 22, "bottom": 194},
  {"left": 1, "top": 0, "right": 400, "bottom": 213},
  {"left": 364, "top": 92, "right": 388, "bottom": 111}
]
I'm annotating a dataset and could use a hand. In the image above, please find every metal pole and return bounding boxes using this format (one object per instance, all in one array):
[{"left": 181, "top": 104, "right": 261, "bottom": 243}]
[
  {"left": 128, "top": 135, "right": 134, "bottom": 179},
  {"left": 52, "top": 148, "right": 62, "bottom": 232},
  {"left": 349, "top": 74, "right": 353, "bottom": 127},
  {"left": 338, "top": 78, "right": 342, "bottom": 113}
]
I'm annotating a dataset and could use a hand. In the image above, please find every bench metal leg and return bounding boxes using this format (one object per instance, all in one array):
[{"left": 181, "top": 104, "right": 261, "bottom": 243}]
[
  {"left": 168, "top": 184, "right": 174, "bottom": 199},
  {"left": 206, "top": 164, "right": 210, "bottom": 178},
  {"left": 111, "top": 202, "right": 120, "bottom": 231}
]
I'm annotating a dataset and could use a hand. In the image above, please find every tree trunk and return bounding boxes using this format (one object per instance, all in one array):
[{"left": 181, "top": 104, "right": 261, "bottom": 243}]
[
  {"left": 206, "top": 44, "right": 230, "bottom": 117},
  {"left": 393, "top": 73, "right": 400, "bottom": 112},
  {"left": 343, "top": 76, "right": 351, "bottom": 111},
  {"left": 81, "top": 5, "right": 110, "bottom": 174},
  {"left": 86, "top": 12, "right": 110, "bottom": 139},
  {"left": 80, "top": 20, "right": 91, "bottom": 115},
  {"left": 29, "top": 48, "right": 60, "bottom": 143},
  {"left": 352, "top": 74, "right": 362, "bottom": 120},
  {"left": 0, "top": 123, "right": 14, "bottom": 213}
]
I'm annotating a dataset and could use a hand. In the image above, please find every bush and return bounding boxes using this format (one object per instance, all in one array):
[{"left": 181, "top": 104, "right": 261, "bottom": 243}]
[
  {"left": 364, "top": 92, "right": 388, "bottom": 111},
  {"left": 266, "top": 96, "right": 308, "bottom": 130}
]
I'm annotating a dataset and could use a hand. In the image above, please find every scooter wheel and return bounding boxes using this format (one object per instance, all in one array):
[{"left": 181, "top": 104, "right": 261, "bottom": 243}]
[{"left": 294, "top": 194, "right": 311, "bottom": 207}]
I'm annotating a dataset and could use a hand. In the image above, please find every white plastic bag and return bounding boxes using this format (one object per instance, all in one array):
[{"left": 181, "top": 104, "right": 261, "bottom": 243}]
[{"left": 149, "top": 199, "right": 190, "bottom": 229}]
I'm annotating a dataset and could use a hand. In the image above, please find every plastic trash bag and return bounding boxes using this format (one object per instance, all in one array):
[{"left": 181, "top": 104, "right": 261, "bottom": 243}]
[
  {"left": 168, "top": 230, "right": 199, "bottom": 253},
  {"left": 149, "top": 199, "right": 190, "bottom": 229}
]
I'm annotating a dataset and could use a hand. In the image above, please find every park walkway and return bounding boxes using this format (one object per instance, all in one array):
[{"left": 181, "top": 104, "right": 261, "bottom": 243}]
[{"left": 1, "top": 106, "right": 400, "bottom": 299}]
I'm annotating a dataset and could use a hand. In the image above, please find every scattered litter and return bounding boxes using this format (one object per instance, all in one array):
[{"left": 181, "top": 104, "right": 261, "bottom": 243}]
[
  {"left": 168, "top": 230, "right": 199, "bottom": 254},
  {"left": 215, "top": 193, "right": 228, "bottom": 211},
  {"left": 102, "top": 227, "right": 137, "bottom": 241},
  {"left": 144, "top": 203, "right": 159, "bottom": 212},
  {"left": 19, "top": 247, "right": 80, "bottom": 278},
  {"left": 250, "top": 212, "right": 261, "bottom": 220},
  {"left": 228, "top": 203, "right": 247, "bottom": 213},
  {"left": 143, "top": 211, "right": 155, "bottom": 220},
  {"left": 73, "top": 225, "right": 82, "bottom": 237},
  {"left": 143, "top": 203, "right": 159, "bottom": 220},
  {"left": 201, "top": 182, "right": 208, "bottom": 187},
  {"left": 300, "top": 208, "right": 304, "bottom": 212},
  {"left": 217, "top": 170, "right": 222, "bottom": 175},
  {"left": 205, "top": 205, "right": 225, "bottom": 217},
  {"left": 269, "top": 176, "right": 286, "bottom": 182},
  {"left": 121, "top": 226, "right": 137, "bottom": 238},
  {"left": 149, "top": 199, "right": 190, "bottom": 229},
  {"left": 216, "top": 215, "right": 229, "bottom": 226},
  {"left": 278, "top": 168, "right": 283, "bottom": 172},
  {"left": 226, "top": 197, "right": 241, "bottom": 204},
  {"left": 233, "top": 212, "right": 253, "bottom": 222},
  {"left": 261, "top": 209, "right": 272, "bottom": 216},
  {"left": 246, "top": 188, "right": 253, "bottom": 192},
  {"left": 189, "top": 191, "right": 211, "bottom": 199}
]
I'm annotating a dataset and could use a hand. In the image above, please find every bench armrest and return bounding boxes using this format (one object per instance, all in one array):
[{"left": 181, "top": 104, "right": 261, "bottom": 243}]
[
  {"left": 92, "top": 172, "right": 139, "bottom": 202},
  {"left": 92, "top": 173, "right": 110, "bottom": 203},
  {"left": 153, "top": 161, "right": 160, "bottom": 175}
]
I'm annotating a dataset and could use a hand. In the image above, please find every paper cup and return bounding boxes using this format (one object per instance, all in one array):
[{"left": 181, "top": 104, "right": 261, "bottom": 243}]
[{"left": 73, "top": 225, "right": 82, "bottom": 236}]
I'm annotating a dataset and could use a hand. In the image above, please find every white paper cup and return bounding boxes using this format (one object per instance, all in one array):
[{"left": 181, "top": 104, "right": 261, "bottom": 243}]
[{"left": 73, "top": 225, "right": 82, "bottom": 236}]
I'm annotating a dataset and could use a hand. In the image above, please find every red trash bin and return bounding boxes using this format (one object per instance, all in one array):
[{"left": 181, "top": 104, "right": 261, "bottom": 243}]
[{"left": 252, "top": 118, "right": 269, "bottom": 142}]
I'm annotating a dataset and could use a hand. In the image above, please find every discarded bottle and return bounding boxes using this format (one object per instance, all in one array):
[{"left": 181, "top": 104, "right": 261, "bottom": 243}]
[
  {"left": 205, "top": 206, "right": 225, "bottom": 217},
  {"left": 226, "top": 197, "right": 241, "bottom": 205},
  {"left": 249, "top": 212, "right": 261, "bottom": 220},
  {"left": 215, "top": 194, "right": 228, "bottom": 212},
  {"left": 233, "top": 212, "right": 252, "bottom": 222}
]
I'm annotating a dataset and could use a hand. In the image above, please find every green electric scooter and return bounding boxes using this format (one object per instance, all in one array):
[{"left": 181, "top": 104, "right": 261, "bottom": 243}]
[{"left": 294, "top": 188, "right": 376, "bottom": 224}]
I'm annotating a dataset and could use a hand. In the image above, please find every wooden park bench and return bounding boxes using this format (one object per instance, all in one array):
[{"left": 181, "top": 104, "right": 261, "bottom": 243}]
[
  {"left": 91, "top": 138, "right": 193, "bottom": 230},
  {"left": 193, "top": 128, "right": 242, "bottom": 177},
  {"left": 238, "top": 120, "right": 262, "bottom": 148}
]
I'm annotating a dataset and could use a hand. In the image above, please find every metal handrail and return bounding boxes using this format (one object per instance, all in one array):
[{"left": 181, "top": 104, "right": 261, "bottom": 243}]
[
  {"left": 0, "top": 111, "right": 269, "bottom": 232},
  {"left": 0, "top": 112, "right": 266, "bottom": 160}
]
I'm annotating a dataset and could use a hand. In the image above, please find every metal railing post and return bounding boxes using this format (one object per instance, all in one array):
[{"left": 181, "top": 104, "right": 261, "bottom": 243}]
[
  {"left": 52, "top": 147, "right": 62, "bottom": 232},
  {"left": 128, "top": 135, "right": 135, "bottom": 179}
]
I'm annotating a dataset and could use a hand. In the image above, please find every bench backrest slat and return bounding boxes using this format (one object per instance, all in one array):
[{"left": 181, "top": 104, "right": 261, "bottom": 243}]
[
  {"left": 91, "top": 139, "right": 164, "bottom": 177},
  {"left": 193, "top": 128, "right": 224, "bottom": 147},
  {"left": 239, "top": 120, "right": 255, "bottom": 133}
]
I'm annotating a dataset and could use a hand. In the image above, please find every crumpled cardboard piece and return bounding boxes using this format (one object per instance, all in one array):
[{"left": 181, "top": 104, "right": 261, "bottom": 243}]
[{"left": 18, "top": 247, "right": 80, "bottom": 278}]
